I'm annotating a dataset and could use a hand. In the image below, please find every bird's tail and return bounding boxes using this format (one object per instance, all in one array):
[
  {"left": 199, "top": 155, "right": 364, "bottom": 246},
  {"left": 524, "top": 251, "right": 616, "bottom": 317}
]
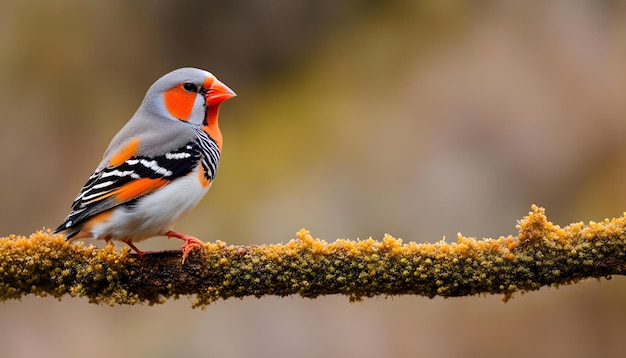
[{"left": 53, "top": 222, "right": 80, "bottom": 241}]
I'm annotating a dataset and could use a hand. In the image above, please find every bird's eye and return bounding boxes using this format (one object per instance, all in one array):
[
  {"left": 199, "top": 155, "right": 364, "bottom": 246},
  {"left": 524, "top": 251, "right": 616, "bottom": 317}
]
[{"left": 182, "top": 83, "right": 198, "bottom": 92}]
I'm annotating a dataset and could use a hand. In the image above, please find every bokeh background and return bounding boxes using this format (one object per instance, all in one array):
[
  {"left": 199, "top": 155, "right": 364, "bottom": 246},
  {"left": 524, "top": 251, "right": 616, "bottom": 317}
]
[{"left": 2, "top": 1, "right": 626, "bottom": 357}]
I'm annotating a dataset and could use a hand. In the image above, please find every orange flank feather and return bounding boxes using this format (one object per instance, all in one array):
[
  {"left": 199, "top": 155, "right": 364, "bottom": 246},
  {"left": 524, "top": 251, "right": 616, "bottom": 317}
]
[
  {"left": 111, "top": 177, "right": 169, "bottom": 202},
  {"left": 83, "top": 177, "right": 169, "bottom": 205},
  {"left": 68, "top": 210, "right": 113, "bottom": 240},
  {"left": 197, "top": 160, "right": 212, "bottom": 187},
  {"left": 109, "top": 138, "right": 140, "bottom": 166},
  {"left": 164, "top": 84, "right": 196, "bottom": 120}
]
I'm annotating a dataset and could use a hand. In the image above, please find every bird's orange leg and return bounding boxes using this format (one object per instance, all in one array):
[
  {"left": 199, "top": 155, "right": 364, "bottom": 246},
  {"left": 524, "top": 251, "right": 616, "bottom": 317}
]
[
  {"left": 165, "top": 230, "right": 204, "bottom": 263},
  {"left": 121, "top": 238, "right": 147, "bottom": 259}
]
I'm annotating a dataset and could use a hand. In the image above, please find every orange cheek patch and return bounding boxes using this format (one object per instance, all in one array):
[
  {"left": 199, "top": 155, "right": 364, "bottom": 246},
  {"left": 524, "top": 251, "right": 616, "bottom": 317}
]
[
  {"left": 109, "top": 138, "right": 140, "bottom": 167},
  {"left": 164, "top": 85, "right": 196, "bottom": 121}
]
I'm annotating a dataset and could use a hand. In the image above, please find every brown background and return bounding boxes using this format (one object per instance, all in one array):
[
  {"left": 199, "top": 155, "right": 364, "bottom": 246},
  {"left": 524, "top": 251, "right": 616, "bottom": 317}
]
[{"left": 2, "top": 1, "right": 626, "bottom": 357}]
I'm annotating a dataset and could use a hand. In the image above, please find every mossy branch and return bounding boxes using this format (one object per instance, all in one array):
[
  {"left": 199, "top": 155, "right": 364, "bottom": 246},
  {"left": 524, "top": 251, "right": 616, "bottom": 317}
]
[{"left": 1, "top": 205, "right": 625, "bottom": 308}]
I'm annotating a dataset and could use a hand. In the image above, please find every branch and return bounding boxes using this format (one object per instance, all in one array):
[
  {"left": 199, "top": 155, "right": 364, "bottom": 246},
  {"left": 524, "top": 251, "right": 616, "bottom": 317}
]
[{"left": 1, "top": 205, "right": 625, "bottom": 308}]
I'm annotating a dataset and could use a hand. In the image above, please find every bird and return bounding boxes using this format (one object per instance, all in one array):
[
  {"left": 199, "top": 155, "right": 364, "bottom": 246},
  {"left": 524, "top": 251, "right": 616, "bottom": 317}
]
[{"left": 54, "top": 67, "right": 236, "bottom": 262}]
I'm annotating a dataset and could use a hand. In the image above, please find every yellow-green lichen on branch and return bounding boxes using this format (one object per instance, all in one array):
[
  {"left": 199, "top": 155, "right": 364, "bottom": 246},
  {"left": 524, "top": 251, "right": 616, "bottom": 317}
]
[{"left": 1, "top": 205, "right": 625, "bottom": 308}]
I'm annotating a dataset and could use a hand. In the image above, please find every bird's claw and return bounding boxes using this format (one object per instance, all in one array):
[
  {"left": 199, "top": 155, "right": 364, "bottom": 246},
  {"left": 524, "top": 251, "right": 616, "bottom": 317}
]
[{"left": 165, "top": 230, "right": 205, "bottom": 263}]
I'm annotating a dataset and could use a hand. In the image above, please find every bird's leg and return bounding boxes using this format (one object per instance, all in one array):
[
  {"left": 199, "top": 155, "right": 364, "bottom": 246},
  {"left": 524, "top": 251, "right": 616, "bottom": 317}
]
[
  {"left": 165, "top": 230, "right": 204, "bottom": 263},
  {"left": 121, "top": 238, "right": 147, "bottom": 259}
]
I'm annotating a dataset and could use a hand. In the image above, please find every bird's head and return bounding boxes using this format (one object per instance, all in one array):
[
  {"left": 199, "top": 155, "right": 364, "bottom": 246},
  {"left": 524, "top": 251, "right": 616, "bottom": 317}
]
[{"left": 141, "top": 67, "right": 236, "bottom": 127}]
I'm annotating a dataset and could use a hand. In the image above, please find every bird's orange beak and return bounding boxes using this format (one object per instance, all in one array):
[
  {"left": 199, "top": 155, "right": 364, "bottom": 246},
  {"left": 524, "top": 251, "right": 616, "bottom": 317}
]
[{"left": 205, "top": 78, "right": 236, "bottom": 106}]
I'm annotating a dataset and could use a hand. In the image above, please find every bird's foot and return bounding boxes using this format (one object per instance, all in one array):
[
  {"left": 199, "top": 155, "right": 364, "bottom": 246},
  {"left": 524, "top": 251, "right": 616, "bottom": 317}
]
[
  {"left": 121, "top": 238, "right": 147, "bottom": 259},
  {"left": 165, "top": 230, "right": 204, "bottom": 263}
]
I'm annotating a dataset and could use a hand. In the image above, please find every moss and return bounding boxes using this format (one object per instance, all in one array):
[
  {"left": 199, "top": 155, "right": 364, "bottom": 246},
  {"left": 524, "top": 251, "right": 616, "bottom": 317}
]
[{"left": 1, "top": 205, "right": 625, "bottom": 307}]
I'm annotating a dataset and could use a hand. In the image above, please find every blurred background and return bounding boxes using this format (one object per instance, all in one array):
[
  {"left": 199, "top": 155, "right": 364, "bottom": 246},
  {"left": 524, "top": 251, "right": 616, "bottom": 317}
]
[{"left": 2, "top": 0, "right": 626, "bottom": 357}]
